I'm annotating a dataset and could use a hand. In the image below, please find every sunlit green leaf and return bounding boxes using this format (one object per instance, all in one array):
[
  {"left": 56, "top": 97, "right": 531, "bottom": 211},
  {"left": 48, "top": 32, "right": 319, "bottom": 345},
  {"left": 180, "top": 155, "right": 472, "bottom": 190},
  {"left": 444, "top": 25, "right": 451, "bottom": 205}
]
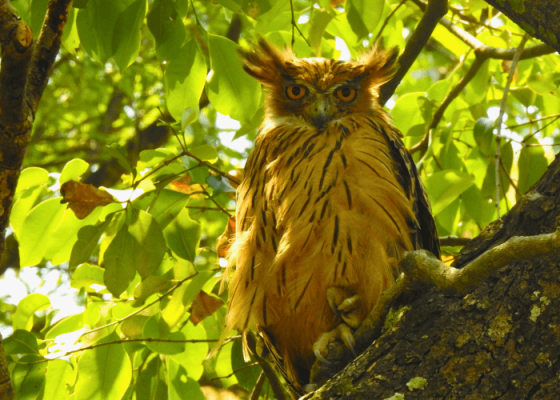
[
  {"left": 44, "top": 360, "right": 73, "bottom": 400},
  {"left": 127, "top": 208, "right": 167, "bottom": 278},
  {"left": 167, "top": 359, "right": 205, "bottom": 400},
  {"left": 19, "top": 197, "right": 66, "bottom": 267},
  {"left": 147, "top": 0, "right": 185, "bottom": 61},
  {"left": 143, "top": 314, "right": 186, "bottom": 355},
  {"left": 166, "top": 40, "right": 206, "bottom": 121},
  {"left": 16, "top": 167, "right": 49, "bottom": 194},
  {"left": 391, "top": 92, "right": 426, "bottom": 135},
  {"left": 103, "top": 222, "right": 136, "bottom": 297},
  {"left": 12, "top": 354, "right": 45, "bottom": 400},
  {"left": 3, "top": 330, "right": 39, "bottom": 355},
  {"left": 60, "top": 159, "right": 90, "bottom": 185},
  {"left": 133, "top": 189, "right": 190, "bottom": 230},
  {"left": 163, "top": 208, "right": 201, "bottom": 262},
  {"left": 45, "top": 313, "right": 85, "bottom": 340},
  {"left": 71, "top": 263, "right": 106, "bottom": 292},
  {"left": 75, "top": 332, "right": 132, "bottom": 400},
  {"left": 113, "top": 0, "right": 147, "bottom": 70},
  {"left": 518, "top": 137, "right": 548, "bottom": 194},
  {"left": 207, "top": 34, "right": 261, "bottom": 123},
  {"left": 190, "top": 144, "right": 219, "bottom": 163},
  {"left": 424, "top": 170, "right": 475, "bottom": 215},
  {"left": 70, "top": 214, "right": 116, "bottom": 269},
  {"left": 13, "top": 294, "right": 51, "bottom": 331}
]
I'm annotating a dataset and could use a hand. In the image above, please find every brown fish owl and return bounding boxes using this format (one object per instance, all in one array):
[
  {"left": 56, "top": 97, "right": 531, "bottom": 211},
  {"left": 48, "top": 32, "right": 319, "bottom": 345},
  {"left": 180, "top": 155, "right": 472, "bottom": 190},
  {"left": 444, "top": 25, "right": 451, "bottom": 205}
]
[{"left": 225, "top": 40, "right": 440, "bottom": 392}]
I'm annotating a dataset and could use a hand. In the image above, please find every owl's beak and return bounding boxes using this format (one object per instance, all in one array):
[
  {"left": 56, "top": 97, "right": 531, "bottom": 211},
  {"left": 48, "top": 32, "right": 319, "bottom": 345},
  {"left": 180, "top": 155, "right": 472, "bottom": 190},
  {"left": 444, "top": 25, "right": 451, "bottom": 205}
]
[{"left": 309, "top": 98, "right": 333, "bottom": 129}]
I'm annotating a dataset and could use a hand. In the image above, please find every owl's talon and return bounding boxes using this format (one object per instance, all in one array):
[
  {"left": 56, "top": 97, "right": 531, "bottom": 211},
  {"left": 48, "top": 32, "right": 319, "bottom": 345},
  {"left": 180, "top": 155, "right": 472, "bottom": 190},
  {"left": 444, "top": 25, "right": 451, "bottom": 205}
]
[
  {"left": 337, "top": 294, "right": 360, "bottom": 312},
  {"left": 313, "top": 348, "right": 331, "bottom": 364}
]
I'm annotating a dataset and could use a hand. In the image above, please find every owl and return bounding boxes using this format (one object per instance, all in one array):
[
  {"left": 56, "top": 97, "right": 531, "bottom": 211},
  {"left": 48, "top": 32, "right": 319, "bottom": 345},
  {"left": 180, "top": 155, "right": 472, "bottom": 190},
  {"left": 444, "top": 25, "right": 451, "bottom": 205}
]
[{"left": 224, "top": 39, "right": 440, "bottom": 394}]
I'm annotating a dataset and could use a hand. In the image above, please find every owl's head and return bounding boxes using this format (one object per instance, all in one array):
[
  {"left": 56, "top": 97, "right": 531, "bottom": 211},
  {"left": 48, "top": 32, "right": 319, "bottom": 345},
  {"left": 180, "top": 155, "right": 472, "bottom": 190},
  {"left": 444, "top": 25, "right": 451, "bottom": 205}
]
[{"left": 239, "top": 39, "right": 398, "bottom": 129}]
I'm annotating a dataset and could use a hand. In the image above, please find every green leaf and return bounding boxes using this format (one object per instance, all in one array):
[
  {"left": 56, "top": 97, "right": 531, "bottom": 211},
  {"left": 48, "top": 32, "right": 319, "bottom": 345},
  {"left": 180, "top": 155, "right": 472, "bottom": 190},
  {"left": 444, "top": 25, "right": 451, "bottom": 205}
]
[
  {"left": 127, "top": 208, "right": 167, "bottom": 278},
  {"left": 136, "top": 357, "right": 168, "bottom": 400},
  {"left": 182, "top": 270, "right": 215, "bottom": 307},
  {"left": 391, "top": 92, "right": 426, "bottom": 135},
  {"left": 527, "top": 73, "right": 559, "bottom": 95},
  {"left": 427, "top": 80, "right": 450, "bottom": 103},
  {"left": 70, "top": 215, "right": 115, "bottom": 269},
  {"left": 181, "top": 107, "right": 198, "bottom": 128},
  {"left": 16, "top": 167, "right": 49, "bottom": 194},
  {"left": 75, "top": 332, "right": 132, "bottom": 400},
  {"left": 107, "top": 143, "right": 135, "bottom": 176},
  {"left": 11, "top": 184, "right": 46, "bottom": 240},
  {"left": 163, "top": 208, "right": 201, "bottom": 262},
  {"left": 71, "top": 263, "right": 106, "bottom": 292},
  {"left": 473, "top": 117, "right": 495, "bottom": 158},
  {"left": 77, "top": 0, "right": 126, "bottom": 63},
  {"left": 169, "top": 322, "right": 207, "bottom": 380},
  {"left": 30, "top": 0, "right": 49, "bottom": 39},
  {"left": 215, "top": 341, "right": 237, "bottom": 387},
  {"left": 13, "top": 294, "right": 51, "bottom": 331},
  {"left": 147, "top": 0, "right": 185, "bottom": 61},
  {"left": 134, "top": 276, "right": 174, "bottom": 303},
  {"left": 213, "top": 0, "right": 242, "bottom": 12},
  {"left": 103, "top": 222, "right": 137, "bottom": 297},
  {"left": 167, "top": 360, "right": 205, "bottom": 400},
  {"left": 44, "top": 360, "right": 73, "bottom": 400},
  {"left": 62, "top": 7, "right": 80, "bottom": 55},
  {"left": 424, "top": 170, "right": 475, "bottom": 215},
  {"left": 166, "top": 40, "right": 206, "bottom": 121},
  {"left": 207, "top": 34, "right": 261, "bottom": 123},
  {"left": 45, "top": 313, "right": 85, "bottom": 340},
  {"left": 518, "top": 137, "right": 548, "bottom": 194},
  {"left": 232, "top": 338, "right": 260, "bottom": 391},
  {"left": 308, "top": 10, "right": 333, "bottom": 56},
  {"left": 143, "top": 314, "right": 186, "bottom": 355},
  {"left": 3, "top": 330, "right": 39, "bottom": 355},
  {"left": 12, "top": 354, "right": 45, "bottom": 400},
  {"left": 45, "top": 206, "right": 103, "bottom": 265},
  {"left": 60, "top": 159, "right": 90, "bottom": 185},
  {"left": 347, "top": 0, "right": 384, "bottom": 37},
  {"left": 206, "top": 176, "right": 236, "bottom": 193},
  {"left": 190, "top": 144, "right": 218, "bottom": 163},
  {"left": 19, "top": 197, "right": 66, "bottom": 267},
  {"left": 464, "top": 58, "right": 489, "bottom": 104},
  {"left": 113, "top": 0, "right": 147, "bottom": 70},
  {"left": 133, "top": 189, "right": 190, "bottom": 230}
]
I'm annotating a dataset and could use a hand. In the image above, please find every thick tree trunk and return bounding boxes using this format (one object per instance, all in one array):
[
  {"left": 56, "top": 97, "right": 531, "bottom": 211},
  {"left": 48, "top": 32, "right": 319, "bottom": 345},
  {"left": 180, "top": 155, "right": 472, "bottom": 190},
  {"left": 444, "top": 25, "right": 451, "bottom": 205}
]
[
  {"left": 484, "top": 0, "right": 560, "bottom": 54},
  {"left": 307, "top": 154, "right": 560, "bottom": 399}
]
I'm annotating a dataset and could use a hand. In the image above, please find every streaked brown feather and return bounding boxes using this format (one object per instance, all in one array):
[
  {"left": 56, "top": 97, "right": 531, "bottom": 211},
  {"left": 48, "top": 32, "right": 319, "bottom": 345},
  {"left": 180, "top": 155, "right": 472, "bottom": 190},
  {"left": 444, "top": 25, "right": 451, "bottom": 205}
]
[{"left": 225, "top": 40, "right": 439, "bottom": 394}]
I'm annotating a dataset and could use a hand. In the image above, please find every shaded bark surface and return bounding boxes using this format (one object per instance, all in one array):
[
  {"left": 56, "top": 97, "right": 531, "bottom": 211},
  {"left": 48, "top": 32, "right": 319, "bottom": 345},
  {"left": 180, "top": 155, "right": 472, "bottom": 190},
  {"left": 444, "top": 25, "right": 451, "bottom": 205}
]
[
  {"left": 308, "top": 154, "right": 560, "bottom": 399},
  {"left": 484, "top": 0, "right": 560, "bottom": 54}
]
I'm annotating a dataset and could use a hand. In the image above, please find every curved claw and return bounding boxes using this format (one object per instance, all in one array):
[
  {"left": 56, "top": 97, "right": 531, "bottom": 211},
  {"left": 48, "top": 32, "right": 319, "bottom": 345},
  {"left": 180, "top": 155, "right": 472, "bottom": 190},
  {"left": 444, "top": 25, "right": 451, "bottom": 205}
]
[
  {"left": 339, "top": 324, "right": 357, "bottom": 356},
  {"left": 313, "top": 348, "right": 331, "bottom": 364}
]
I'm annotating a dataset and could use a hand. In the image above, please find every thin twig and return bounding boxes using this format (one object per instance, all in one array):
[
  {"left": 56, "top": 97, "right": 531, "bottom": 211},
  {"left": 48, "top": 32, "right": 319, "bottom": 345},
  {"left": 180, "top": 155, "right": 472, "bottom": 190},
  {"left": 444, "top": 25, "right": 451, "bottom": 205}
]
[
  {"left": 508, "top": 113, "right": 560, "bottom": 129},
  {"left": 289, "top": 0, "right": 310, "bottom": 48},
  {"left": 439, "top": 236, "right": 472, "bottom": 247},
  {"left": 210, "top": 362, "right": 259, "bottom": 381},
  {"left": 250, "top": 371, "right": 267, "bottom": 400},
  {"left": 411, "top": 55, "right": 487, "bottom": 155},
  {"left": 380, "top": 0, "right": 449, "bottom": 105},
  {"left": 521, "top": 116, "right": 560, "bottom": 144},
  {"left": 374, "top": 0, "right": 408, "bottom": 42},
  {"left": 495, "top": 34, "right": 529, "bottom": 218},
  {"left": 79, "top": 269, "right": 219, "bottom": 338}
]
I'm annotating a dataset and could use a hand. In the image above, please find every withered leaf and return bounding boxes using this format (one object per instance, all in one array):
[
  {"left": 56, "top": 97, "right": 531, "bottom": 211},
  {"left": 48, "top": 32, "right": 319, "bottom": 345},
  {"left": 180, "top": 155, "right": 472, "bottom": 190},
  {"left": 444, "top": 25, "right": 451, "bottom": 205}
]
[
  {"left": 190, "top": 291, "right": 224, "bottom": 325},
  {"left": 61, "top": 180, "right": 116, "bottom": 219},
  {"left": 168, "top": 175, "right": 192, "bottom": 193},
  {"left": 216, "top": 216, "right": 236, "bottom": 257}
]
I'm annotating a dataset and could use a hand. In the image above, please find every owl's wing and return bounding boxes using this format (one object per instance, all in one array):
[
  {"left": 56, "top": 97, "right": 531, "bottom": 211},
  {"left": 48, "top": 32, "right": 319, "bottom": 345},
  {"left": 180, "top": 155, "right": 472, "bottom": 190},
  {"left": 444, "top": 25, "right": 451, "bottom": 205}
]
[{"left": 379, "top": 123, "right": 441, "bottom": 259}]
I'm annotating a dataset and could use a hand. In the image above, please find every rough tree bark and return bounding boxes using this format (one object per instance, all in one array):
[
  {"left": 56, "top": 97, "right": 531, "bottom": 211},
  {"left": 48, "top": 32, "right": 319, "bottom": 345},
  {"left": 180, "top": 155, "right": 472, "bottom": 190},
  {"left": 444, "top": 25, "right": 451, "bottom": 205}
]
[
  {"left": 306, "top": 153, "right": 560, "bottom": 399},
  {"left": 484, "top": 0, "right": 560, "bottom": 54}
]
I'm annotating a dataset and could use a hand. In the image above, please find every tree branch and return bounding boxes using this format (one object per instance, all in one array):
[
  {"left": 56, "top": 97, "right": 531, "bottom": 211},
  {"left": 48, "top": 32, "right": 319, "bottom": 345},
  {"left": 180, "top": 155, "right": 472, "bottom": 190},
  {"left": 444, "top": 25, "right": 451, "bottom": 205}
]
[
  {"left": 379, "top": 0, "right": 448, "bottom": 105},
  {"left": 411, "top": 54, "right": 487, "bottom": 155}
]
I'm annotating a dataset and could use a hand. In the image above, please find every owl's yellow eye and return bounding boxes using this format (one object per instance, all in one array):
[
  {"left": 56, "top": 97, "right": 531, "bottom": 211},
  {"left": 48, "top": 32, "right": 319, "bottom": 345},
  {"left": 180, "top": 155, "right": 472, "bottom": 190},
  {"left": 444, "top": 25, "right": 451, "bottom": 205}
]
[
  {"left": 286, "top": 86, "right": 307, "bottom": 100},
  {"left": 336, "top": 87, "right": 357, "bottom": 102}
]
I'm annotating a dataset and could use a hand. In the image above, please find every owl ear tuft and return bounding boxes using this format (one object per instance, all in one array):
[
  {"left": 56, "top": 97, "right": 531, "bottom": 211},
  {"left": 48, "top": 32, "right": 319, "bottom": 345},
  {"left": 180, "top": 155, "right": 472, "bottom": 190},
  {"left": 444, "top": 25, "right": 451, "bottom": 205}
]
[
  {"left": 359, "top": 43, "right": 399, "bottom": 88},
  {"left": 238, "top": 39, "right": 293, "bottom": 85}
]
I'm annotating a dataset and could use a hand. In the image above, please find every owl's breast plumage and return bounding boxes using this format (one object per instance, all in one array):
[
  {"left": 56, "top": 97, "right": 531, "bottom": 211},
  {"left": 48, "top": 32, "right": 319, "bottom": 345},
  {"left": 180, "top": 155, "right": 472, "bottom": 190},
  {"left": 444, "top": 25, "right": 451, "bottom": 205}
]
[{"left": 226, "top": 114, "right": 421, "bottom": 383}]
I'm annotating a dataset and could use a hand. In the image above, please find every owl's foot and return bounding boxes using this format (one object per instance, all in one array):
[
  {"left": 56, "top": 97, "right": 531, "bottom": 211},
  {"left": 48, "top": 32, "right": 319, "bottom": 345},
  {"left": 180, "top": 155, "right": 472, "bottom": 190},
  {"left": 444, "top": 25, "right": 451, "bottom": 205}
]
[
  {"left": 327, "top": 287, "right": 364, "bottom": 329},
  {"left": 313, "top": 323, "right": 356, "bottom": 364}
]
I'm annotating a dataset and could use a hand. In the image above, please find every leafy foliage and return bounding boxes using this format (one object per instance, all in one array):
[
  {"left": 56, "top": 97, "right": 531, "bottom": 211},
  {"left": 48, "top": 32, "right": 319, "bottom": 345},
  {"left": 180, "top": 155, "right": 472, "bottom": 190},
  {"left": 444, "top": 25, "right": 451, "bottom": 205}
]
[{"left": 2, "top": 0, "right": 559, "bottom": 399}]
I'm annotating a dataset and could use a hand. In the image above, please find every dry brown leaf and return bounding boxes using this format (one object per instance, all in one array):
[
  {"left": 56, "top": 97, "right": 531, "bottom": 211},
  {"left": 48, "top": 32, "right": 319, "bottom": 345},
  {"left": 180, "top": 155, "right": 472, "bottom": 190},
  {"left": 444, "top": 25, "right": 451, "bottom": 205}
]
[
  {"left": 190, "top": 291, "right": 224, "bottom": 325},
  {"left": 60, "top": 180, "right": 116, "bottom": 219},
  {"left": 168, "top": 175, "right": 192, "bottom": 193},
  {"left": 216, "top": 216, "right": 236, "bottom": 257}
]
